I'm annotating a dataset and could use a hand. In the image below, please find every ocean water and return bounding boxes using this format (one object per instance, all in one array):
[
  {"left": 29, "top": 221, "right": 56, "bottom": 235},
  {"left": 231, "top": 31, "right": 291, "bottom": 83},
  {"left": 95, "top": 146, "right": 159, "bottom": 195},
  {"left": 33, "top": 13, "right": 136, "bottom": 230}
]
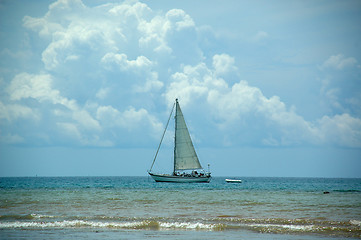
[{"left": 0, "top": 177, "right": 360, "bottom": 239}]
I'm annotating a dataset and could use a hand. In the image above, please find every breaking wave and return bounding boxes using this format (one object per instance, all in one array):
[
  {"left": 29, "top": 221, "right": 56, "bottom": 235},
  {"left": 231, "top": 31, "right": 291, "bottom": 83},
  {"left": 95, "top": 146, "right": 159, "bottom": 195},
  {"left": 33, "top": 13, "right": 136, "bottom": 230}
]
[
  {"left": 0, "top": 220, "right": 217, "bottom": 231},
  {"left": 1, "top": 215, "right": 360, "bottom": 238}
]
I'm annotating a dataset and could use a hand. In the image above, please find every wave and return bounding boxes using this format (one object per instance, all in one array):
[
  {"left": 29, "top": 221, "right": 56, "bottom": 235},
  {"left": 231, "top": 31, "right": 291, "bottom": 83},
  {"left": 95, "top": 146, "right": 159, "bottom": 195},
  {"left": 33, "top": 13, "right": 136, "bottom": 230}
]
[
  {"left": 0, "top": 220, "right": 217, "bottom": 231},
  {"left": 1, "top": 216, "right": 360, "bottom": 238},
  {"left": 333, "top": 189, "right": 361, "bottom": 193},
  {"left": 350, "top": 220, "right": 361, "bottom": 227},
  {"left": 0, "top": 214, "right": 56, "bottom": 220}
]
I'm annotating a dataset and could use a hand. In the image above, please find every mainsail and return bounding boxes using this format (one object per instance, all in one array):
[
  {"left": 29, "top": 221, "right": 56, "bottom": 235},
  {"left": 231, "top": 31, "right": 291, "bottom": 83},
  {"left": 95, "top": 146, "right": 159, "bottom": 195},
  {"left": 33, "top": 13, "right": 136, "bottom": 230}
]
[{"left": 174, "top": 100, "right": 202, "bottom": 171}]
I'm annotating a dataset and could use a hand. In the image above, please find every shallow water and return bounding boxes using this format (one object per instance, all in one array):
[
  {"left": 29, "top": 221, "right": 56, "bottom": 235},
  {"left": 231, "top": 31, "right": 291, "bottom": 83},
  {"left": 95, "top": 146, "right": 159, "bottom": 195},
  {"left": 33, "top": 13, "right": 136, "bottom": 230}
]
[{"left": 0, "top": 177, "right": 360, "bottom": 239}]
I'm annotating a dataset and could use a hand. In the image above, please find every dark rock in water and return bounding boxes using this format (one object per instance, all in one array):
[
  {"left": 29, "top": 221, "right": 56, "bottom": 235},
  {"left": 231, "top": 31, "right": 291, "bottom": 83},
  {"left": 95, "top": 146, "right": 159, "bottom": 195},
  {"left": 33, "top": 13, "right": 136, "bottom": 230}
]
[{"left": 323, "top": 191, "right": 330, "bottom": 194}]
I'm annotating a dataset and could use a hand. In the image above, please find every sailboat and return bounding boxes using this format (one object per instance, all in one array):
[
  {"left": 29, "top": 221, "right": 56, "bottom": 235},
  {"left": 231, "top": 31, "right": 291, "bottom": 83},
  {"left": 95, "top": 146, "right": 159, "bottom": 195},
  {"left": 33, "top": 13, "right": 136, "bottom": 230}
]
[{"left": 148, "top": 99, "right": 211, "bottom": 183}]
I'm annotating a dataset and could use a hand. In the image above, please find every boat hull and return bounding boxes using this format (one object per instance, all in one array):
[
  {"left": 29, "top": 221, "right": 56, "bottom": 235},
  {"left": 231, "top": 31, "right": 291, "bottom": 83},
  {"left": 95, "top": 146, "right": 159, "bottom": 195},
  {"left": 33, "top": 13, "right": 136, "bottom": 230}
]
[{"left": 149, "top": 173, "right": 211, "bottom": 183}]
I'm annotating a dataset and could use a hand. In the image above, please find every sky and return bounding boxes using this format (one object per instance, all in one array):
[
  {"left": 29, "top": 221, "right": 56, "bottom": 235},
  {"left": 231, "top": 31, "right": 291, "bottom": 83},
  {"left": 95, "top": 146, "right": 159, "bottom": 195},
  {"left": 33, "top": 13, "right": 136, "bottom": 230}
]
[{"left": 0, "top": 0, "right": 361, "bottom": 177}]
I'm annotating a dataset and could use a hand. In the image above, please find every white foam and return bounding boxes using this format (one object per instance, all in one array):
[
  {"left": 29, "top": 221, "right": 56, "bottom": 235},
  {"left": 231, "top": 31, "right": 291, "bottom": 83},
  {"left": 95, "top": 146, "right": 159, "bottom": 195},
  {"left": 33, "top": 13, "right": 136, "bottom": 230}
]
[
  {"left": 249, "top": 223, "right": 314, "bottom": 232},
  {"left": 159, "top": 221, "right": 214, "bottom": 230},
  {"left": 30, "top": 213, "right": 56, "bottom": 219},
  {"left": 0, "top": 220, "right": 140, "bottom": 229},
  {"left": 0, "top": 220, "right": 215, "bottom": 230},
  {"left": 350, "top": 220, "right": 361, "bottom": 227}
]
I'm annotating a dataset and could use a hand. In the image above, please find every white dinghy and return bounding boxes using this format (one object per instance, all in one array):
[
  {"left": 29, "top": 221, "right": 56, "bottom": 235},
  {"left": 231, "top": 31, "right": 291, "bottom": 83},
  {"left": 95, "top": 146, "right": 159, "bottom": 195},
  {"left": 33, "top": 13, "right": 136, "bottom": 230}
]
[{"left": 225, "top": 179, "right": 242, "bottom": 183}]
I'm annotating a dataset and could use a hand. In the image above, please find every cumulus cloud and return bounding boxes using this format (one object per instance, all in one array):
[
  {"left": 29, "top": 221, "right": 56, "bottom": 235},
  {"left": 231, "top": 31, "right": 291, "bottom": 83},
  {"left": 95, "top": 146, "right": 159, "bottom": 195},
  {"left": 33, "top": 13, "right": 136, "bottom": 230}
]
[
  {"left": 5, "top": 0, "right": 196, "bottom": 146},
  {"left": 322, "top": 54, "right": 358, "bottom": 70},
  {"left": 165, "top": 55, "right": 361, "bottom": 147},
  {"left": 96, "top": 105, "right": 163, "bottom": 145},
  {"left": 317, "top": 114, "right": 361, "bottom": 148},
  {"left": 5, "top": 72, "right": 101, "bottom": 144},
  {"left": 0, "top": 102, "right": 39, "bottom": 122},
  {"left": 96, "top": 105, "right": 161, "bottom": 131},
  {"left": 166, "top": 9, "right": 195, "bottom": 30},
  {"left": 134, "top": 72, "right": 164, "bottom": 93},
  {"left": 212, "top": 54, "right": 237, "bottom": 76},
  {"left": 24, "top": 1, "right": 132, "bottom": 70},
  {"left": 138, "top": 8, "right": 195, "bottom": 53},
  {"left": 96, "top": 88, "right": 110, "bottom": 100},
  {"left": 3, "top": 71, "right": 162, "bottom": 146},
  {"left": 101, "top": 53, "right": 153, "bottom": 71},
  {"left": 1, "top": 0, "right": 360, "bottom": 149},
  {"left": 319, "top": 54, "right": 361, "bottom": 116},
  {"left": 7, "top": 73, "right": 67, "bottom": 105}
]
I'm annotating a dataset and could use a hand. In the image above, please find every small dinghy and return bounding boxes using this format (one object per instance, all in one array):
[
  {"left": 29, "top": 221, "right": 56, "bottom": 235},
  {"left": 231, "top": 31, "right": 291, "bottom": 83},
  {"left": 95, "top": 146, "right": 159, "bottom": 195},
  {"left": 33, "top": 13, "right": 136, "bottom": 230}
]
[{"left": 225, "top": 179, "right": 242, "bottom": 183}]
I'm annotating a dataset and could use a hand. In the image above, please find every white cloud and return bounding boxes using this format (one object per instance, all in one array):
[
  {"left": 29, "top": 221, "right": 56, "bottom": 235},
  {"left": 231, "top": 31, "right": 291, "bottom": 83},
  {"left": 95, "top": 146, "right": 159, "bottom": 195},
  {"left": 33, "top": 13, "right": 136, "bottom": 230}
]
[
  {"left": 165, "top": 9, "right": 195, "bottom": 31},
  {"left": 0, "top": 69, "right": 163, "bottom": 146},
  {"left": 165, "top": 63, "right": 213, "bottom": 106},
  {"left": 138, "top": 15, "right": 172, "bottom": 54},
  {"left": 40, "top": 24, "right": 113, "bottom": 70},
  {"left": 208, "top": 80, "right": 262, "bottom": 122},
  {"left": 65, "top": 54, "right": 80, "bottom": 62},
  {"left": 56, "top": 122, "right": 82, "bottom": 142},
  {"left": 7, "top": 73, "right": 60, "bottom": 103},
  {"left": 23, "top": 2, "right": 123, "bottom": 70},
  {"left": 317, "top": 114, "right": 361, "bottom": 147},
  {"left": 122, "top": 107, "right": 159, "bottom": 130},
  {"left": 73, "top": 110, "right": 101, "bottom": 131},
  {"left": 23, "top": 0, "right": 86, "bottom": 37},
  {"left": 319, "top": 54, "right": 361, "bottom": 116},
  {"left": 0, "top": 101, "right": 39, "bottom": 122},
  {"left": 101, "top": 53, "right": 162, "bottom": 93},
  {"left": 108, "top": 1, "right": 152, "bottom": 21},
  {"left": 137, "top": 8, "right": 195, "bottom": 53},
  {"left": 322, "top": 54, "right": 358, "bottom": 70},
  {"left": 96, "top": 105, "right": 163, "bottom": 144},
  {"left": 2, "top": 0, "right": 360, "bottom": 149},
  {"left": 96, "top": 105, "right": 162, "bottom": 132},
  {"left": 5, "top": 0, "right": 179, "bottom": 147},
  {"left": 165, "top": 54, "right": 361, "bottom": 147},
  {"left": 138, "top": 7, "right": 201, "bottom": 64},
  {"left": 134, "top": 72, "right": 163, "bottom": 93},
  {"left": 7, "top": 73, "right": 76, "bottom": 110},
  {"left": 96, "top": 88, "right": 110, "bottom": 100},
  {"left": 55, "top": 121, "right": 111, "bottom": 146},
  {"left": 212, "top": 54, "right": 237, "bottom": 76},
  {"left": 5, "top": 72, "right": 104, "bottom": 145},
  {"left": 23, "top": 16, "right": 63, "bottom": 38},
  {"left": 48, "top": 0, "right": 86, "bottom": 15},
  {"left": 101, "top": 53, "right": 153, "bottom": 71},
  {"left": 207, "top": 79, "right": 319, "bottom": 146},
  {"left": 96, "top": 105, "right": 121, "bottom": 128}
]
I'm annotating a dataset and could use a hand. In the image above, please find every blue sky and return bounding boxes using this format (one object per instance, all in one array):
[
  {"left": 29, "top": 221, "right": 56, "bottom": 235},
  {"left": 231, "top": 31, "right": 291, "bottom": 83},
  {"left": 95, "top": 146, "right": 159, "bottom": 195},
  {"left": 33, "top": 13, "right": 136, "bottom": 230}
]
[{"left": 1, "top": 0, "right": 360, "bottom": 177}]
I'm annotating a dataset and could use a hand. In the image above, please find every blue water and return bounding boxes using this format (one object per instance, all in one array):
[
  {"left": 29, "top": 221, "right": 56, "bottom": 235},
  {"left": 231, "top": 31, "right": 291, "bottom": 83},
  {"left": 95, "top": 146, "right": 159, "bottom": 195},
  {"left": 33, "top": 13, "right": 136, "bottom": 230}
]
[{"left": 1, "top": 177, "right": 360, "bottom": 239}]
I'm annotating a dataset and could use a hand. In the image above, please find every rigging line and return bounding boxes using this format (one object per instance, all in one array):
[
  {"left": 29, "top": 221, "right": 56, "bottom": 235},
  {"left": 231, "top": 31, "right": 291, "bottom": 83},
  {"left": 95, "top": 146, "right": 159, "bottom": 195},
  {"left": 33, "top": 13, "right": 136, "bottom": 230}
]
[{"left": 148, "top": 100, "right": 176, "bottom": 173}]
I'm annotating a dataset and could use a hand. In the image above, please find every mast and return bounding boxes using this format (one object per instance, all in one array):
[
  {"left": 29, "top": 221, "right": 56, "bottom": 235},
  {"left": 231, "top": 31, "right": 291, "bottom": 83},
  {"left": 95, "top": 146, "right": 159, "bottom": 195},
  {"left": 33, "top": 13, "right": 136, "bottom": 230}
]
[{"left": 173, "top": 98, "right": 178, "bottom": 174}]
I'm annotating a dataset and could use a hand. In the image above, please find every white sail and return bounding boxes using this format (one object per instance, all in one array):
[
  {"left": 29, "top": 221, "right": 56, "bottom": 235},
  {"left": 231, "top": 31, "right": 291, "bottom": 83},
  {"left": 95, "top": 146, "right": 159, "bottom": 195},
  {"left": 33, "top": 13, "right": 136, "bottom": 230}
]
[{"left": 174, "top": 100, "right": 202, "bottom": 171}]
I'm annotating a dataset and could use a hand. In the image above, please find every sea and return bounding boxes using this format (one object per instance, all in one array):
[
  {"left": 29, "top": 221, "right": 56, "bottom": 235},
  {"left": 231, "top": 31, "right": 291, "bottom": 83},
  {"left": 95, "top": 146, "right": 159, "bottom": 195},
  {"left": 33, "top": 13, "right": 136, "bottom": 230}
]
[{"left": 0, "top": 177, "right": 360, "bottom": 239}]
